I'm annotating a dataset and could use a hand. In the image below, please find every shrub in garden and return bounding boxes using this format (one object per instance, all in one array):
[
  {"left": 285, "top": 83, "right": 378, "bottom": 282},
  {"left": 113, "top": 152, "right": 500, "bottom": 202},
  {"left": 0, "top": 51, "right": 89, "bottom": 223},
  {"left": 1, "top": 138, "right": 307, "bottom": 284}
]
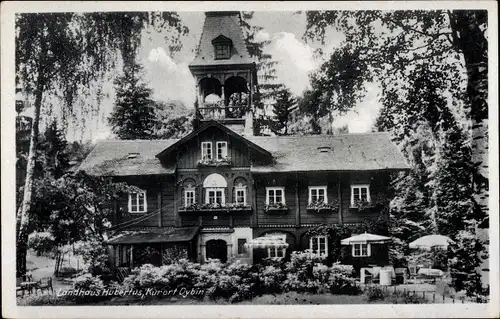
[
  {"left": 260, "top": 265, "right": 285, "bottom": 293},
  {"left": 116, "top": 256, "right": 362, "bottom": 303},
  {"left": 58, "top": 266, "right": 79, "bottom": 278},
  {"left": 324, "top": 263, "right": 360, "bottom": 295},
  {"left": 73, "top": 237, "right": 110, "bottom": 276},
  {"left": 365, "top": 286, "right": 389, "bottom": 301},
  {"left": 67, "top": 272, "right": 111, "bottom": 304}
]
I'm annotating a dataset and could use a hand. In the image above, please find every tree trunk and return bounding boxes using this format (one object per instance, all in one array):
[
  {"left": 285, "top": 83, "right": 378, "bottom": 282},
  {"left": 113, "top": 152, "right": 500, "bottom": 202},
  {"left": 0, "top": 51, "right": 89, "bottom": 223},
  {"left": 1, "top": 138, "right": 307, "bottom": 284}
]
[
  {"left": 16, "top": 78, "right": 43, "bottom": 276},
  {"left": 450, "top": 11, "right": 489, "bottom": 221}
]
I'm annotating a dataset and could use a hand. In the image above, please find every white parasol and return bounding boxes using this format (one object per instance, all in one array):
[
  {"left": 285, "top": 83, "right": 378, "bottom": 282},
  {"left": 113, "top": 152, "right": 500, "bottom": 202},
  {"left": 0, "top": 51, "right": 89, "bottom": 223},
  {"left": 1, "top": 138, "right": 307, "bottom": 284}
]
[
  {"left": 409, "top": 234, "right": 454, "bottom": 250},
  {"left": 340, "top": 232, "right": 392, "bottom": 245}
]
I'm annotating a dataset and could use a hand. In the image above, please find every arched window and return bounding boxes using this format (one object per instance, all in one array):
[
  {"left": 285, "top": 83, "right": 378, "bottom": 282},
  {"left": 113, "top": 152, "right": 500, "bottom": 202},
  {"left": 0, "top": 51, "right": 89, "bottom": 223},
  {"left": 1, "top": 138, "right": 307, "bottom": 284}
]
[{"left": 203, "top": 173, "right": 227, "bottom": 205}]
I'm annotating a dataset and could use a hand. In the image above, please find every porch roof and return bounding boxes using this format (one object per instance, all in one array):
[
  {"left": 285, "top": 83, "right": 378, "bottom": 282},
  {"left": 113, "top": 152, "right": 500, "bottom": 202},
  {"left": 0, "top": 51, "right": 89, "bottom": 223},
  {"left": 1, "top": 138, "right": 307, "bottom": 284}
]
[{"left": 107, "top": 227, "right": 200, "bottom": 245}]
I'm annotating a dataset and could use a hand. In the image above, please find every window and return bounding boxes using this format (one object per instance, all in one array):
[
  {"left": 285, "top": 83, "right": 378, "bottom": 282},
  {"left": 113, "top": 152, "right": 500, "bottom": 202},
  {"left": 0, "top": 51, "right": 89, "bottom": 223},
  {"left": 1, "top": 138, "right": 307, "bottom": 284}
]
[
  {"left": 205, "top": 188, "right": 225, "bottom": 205},
  {"left": 310, "top": 236, "right": 328, "bottom": 257},
  {"left": 216, "top": 141, "right": 228, "bottom": 160},
  {"left": 309, "top": 186, "right": 327, "bottom": 204},
  {"left": 237, "top": 239, "right": 247, "bottom": 254},
  {"left": 351, "top": 184, "right": 370, "bottom": 206},
  {"left": 128, "top": 191, "right": 147, "bottom": 213},
  {"left": 352, "top": 243, "right": 371, "bottom": 257},
  {"left": 266, "top": 187, "right": 285, "bottom": 205},
  {"left": 266, "top": 234, "right": 286, "bottom": 259},
  {"left": 234, "top": 184, "right": 247, "bottom": 205},
  {"left": 215, "top": 44, "right": 230, "bottom": 59},
  {"left": 184, "top": 186, "right": 195, "bottom": 206},
  {"left": 201, "top": 142, "right": 212, "bottom": 160}
]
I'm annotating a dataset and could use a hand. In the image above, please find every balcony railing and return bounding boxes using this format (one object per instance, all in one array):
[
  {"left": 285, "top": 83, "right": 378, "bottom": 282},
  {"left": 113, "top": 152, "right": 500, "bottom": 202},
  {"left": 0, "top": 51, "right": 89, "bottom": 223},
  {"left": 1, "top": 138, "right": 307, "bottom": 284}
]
[
  {"left": 178, "top": 203, "right": 252, "bottom": 214},
  {"left": 199, "top": 103, "right": 247, "bottom": 120}
]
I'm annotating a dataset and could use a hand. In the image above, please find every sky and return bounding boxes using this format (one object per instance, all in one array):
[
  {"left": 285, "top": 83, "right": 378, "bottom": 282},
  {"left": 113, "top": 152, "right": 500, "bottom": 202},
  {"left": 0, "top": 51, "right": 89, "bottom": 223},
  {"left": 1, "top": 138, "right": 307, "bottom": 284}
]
[{"left": 65, "top": 11, "right": 382, "bottom": 142}]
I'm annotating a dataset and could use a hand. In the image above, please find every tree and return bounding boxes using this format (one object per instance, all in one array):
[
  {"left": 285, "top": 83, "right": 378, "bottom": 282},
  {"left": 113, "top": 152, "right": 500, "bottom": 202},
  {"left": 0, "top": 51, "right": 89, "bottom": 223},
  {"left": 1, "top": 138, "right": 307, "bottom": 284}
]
[
  {"left": 448, "top": 228, "right": 489, "bottom": 301},
  {"left": 15, "top": 11, "right": 188, "bottom": 275},
  {"left": 29, "top": 171, "right": 138, "bottom": 275},
  {"left": 108, "top": 62, "right": 157, "bottom": 139},
  {"left": 152, "top": 100, "right": 194, "bottom": 139},
  {"left": 270, "top": 88, "right": 297, "bottom": 135},
  {"left": 37, "top": 120, "right": 71, "bottom": 178},
  {"left": 239, "top": 11, "right": 284, "bottom": 135},
  {"left": 298, "top": 46, "right": 370, "bottom": 132},
  {"left": 303, "top": 10, "right": 488, "bottom": 214}
]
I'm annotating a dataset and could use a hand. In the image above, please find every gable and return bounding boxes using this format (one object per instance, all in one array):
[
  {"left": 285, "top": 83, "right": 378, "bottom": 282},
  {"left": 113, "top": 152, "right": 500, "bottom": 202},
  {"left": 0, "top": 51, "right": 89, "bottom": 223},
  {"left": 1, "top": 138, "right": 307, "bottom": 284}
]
[
  {"left": 155, "top": 120, "right": 272, "bottom": 160},
  {"left": 212, "top": 34, "right": 232, "bottom": 44}
]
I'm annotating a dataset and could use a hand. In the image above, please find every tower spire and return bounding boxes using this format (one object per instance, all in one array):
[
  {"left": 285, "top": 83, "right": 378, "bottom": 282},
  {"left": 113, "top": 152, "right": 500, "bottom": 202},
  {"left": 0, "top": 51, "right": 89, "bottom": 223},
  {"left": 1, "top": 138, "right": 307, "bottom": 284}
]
[{"left": 189, "top": 11, "right": 257, "bottom": 136}]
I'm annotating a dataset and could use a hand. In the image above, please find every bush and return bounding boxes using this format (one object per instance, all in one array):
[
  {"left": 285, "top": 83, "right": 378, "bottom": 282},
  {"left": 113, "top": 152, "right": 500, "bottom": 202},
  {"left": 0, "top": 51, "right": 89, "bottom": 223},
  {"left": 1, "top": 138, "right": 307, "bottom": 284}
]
[
  {"left": 116, "top": 255, "right": 361, "bottom": 303},
  {"left": 260, "top": 265, "right": 285, "bottom": 293},
  {"left": 65, "top": 272, "right": 112, "bottom": 304},
  {"left": 365, "top": 286, "right": 388, "bottom": 301},
  {"left": 57, "top": 266, "right": 79, "bottom": 278},
  {"left": 73, "top": 238, "right": 110, "bottom": 276}
]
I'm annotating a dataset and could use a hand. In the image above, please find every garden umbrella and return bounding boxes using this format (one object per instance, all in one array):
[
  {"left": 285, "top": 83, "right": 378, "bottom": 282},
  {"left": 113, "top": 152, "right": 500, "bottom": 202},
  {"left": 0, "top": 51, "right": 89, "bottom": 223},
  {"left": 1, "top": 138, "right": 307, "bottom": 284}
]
[
  {"left": 244, "top": 236, "right": 289, "bottom": 249},
  {"left": 409, "top": 234, "right": 454, "bottom": 250},
  {"left": 340, "top": 232, "right": 391, "bottom": 245}
]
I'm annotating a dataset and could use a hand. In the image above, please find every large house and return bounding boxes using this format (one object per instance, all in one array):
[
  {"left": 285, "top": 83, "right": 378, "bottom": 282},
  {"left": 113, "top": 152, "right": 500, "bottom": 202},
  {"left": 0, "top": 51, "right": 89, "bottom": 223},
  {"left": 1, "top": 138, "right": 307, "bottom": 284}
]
[{"left": 78, "top": 11, "right": 409, "bottom": 271}]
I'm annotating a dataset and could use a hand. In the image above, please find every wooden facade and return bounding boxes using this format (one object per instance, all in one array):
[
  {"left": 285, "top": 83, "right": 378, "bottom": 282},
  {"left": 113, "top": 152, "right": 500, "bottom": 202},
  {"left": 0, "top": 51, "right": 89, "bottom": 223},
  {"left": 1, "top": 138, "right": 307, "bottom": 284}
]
[
  {"left": 94, "top": 12, "right": 408, "bottom": 271},
  {"left": 112, "top": 169, "right": 391, "bottom": 230}
]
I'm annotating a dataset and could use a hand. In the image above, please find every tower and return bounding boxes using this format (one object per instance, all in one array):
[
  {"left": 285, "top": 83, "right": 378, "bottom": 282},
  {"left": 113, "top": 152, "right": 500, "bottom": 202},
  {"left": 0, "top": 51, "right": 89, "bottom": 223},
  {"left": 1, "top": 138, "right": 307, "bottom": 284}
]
[{"left": 189, "top": 11, "right": 257, "bottom": 136}]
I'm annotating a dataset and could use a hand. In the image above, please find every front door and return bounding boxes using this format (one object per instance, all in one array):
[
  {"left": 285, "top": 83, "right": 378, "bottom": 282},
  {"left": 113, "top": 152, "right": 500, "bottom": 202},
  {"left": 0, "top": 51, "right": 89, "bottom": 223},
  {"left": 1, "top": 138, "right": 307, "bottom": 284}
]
[{"left": 205, "top": 239, "right": 227, "bottom": 263}]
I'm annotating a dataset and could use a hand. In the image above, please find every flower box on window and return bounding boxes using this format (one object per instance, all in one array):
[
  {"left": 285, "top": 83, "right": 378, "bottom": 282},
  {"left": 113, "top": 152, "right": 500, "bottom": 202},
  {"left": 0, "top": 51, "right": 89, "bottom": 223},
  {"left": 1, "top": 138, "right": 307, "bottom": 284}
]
[
  {"left": 264, "top": 203, "right": 289, "bottom": 214},
  {"left": 178, "top": 202, "right": 251, "bottom": 213},
  {"left": 307, "top": 200, "right": 339, "bottom": 213},
  {"left": 351, "top": 199, "right": 374, "bottom": 211},
  {"left": 351, "top": 195, "right": 388, "bottom": 211},
  {"left": 197, "top": 156, "right": 232, "bottom": 167}
]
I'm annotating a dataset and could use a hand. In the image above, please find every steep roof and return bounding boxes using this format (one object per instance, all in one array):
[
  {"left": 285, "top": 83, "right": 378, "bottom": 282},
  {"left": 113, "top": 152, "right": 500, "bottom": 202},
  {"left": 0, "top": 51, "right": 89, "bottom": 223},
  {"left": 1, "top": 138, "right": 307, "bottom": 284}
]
[
  {"left": 247, "top": 133, "right": 410, "bottom": 173},
  {"left": 78, "top": 132, "right": 409, "bottom": 177},
  {"left": 189, "top": 11, "right": 254, "bottom": 67},
  {"left": 77, "top": 139, "right": 178, "bottom": 176}
]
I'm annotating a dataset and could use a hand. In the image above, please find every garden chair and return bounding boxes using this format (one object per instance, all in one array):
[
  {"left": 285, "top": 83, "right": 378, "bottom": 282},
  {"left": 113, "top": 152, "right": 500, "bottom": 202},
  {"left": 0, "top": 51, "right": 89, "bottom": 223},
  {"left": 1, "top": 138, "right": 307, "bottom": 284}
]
[{"left": 36, "top": 277, "right": 54, "bottom": 294}]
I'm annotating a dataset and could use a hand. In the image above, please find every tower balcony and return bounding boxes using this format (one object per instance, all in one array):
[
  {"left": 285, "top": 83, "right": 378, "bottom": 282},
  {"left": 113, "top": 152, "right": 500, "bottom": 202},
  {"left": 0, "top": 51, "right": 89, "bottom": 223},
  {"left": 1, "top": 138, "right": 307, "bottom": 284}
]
[{"left": 198, "top": 101, "right": 247, "bottom": 121}]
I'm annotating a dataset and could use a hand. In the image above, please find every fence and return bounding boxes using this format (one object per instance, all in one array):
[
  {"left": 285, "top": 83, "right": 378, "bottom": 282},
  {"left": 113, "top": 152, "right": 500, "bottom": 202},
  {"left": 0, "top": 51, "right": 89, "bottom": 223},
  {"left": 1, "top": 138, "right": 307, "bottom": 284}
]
[{"left": 356, "top": 282, "right": 489, "bottom": 304}]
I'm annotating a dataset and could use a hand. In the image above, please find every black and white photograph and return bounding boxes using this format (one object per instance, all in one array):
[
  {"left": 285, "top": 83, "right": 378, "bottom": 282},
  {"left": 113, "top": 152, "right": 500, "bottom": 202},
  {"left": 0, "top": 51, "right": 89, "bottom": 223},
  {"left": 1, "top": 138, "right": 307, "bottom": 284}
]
[{"left": 1, "top": 1, "right": 498, "bottom": 318}]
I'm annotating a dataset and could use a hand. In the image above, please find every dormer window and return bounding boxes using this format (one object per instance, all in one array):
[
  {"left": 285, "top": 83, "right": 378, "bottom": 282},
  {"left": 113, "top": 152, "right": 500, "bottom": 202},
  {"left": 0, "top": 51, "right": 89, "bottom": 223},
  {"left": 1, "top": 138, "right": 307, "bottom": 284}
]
[
  {"left": 215, "top": 44, "right": 230, "bottom": 59},
  {"left": 212, "top": 35, "right": 232, "bottom": 60}
]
